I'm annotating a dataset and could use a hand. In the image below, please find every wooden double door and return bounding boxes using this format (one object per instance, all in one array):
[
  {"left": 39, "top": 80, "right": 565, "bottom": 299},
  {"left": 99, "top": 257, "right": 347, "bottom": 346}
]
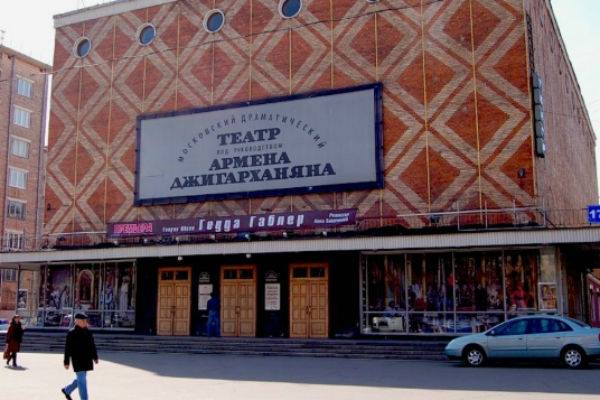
[
  {"left": 221, "top": 265, "right": 256, "bottom": 337},
  {"left": 157, "top": 267, "right": 191, "bottom": 336},
  {"left": 289, "top": 263, "right": 329, "bottom": 338}
]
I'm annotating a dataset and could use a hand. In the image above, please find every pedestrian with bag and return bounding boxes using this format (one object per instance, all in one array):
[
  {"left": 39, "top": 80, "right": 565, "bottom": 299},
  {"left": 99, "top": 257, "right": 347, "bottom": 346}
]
[
  {"left": 61, "top": 313, "right": 98, "bottom": 400},
  {"left": 4, "top": 314, "right": 24, "bottom": 368}
]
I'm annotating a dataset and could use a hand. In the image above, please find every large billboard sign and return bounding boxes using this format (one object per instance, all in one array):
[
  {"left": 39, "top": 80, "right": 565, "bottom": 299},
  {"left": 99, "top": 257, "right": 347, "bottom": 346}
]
[{"left": 135, "top": 84, "right": 383, "bottom": 205}]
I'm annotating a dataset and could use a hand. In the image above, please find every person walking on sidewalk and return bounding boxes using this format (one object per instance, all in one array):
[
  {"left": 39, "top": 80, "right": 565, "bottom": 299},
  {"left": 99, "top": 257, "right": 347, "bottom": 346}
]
[
  {"left": 61, "top": 313, "right": 98, "bottom": 400},
  {"left": 4, "top": 314, "right": 24, "bottom": 368}
]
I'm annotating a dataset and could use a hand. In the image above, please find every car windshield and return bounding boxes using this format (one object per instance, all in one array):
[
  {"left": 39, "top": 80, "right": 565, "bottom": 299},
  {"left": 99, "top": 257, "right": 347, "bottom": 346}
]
[{"left": 566, "top": 317, "right": 590, "bottom": 328}]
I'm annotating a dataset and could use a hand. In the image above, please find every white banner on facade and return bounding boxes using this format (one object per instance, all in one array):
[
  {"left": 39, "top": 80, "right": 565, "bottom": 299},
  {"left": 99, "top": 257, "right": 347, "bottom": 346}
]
[{"left": 135, "top": 84, "right": 382, "bottom": 205}]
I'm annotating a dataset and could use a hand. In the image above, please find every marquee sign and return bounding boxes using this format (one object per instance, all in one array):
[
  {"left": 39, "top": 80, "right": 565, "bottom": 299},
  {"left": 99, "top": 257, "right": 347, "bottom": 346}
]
[
  {"left": 107, "top": 209, "right": 357, "bottom": 238},
  {"left": 135, "top": 84, "right": 383, "bottom": 205}
]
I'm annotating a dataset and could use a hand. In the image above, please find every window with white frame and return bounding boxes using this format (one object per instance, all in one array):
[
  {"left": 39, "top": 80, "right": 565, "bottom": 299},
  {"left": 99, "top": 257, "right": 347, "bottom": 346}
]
[
  {"left": 8, "top": 167, "right": 27, "bottom": 189},
  {"left": 7, "top": 200, "right": 26, "bottom": 220},
  {"left": 16, "top": 77, "right": 33, "bottom": 98},
  {"left": 5, "top": 231, "right": 24, "bottom": 250},
  {"left": 11, "top": 137, "right": 29, "bottom": 158},
  {"left": 13, "top": 106, "right": 31, "bottom": 128}
]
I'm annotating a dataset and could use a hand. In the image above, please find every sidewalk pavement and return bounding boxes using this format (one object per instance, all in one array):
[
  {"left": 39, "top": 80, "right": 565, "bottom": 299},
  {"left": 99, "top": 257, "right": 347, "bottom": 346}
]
[{"left": 2, "top": 352, "right": 600, "bottom": 400}]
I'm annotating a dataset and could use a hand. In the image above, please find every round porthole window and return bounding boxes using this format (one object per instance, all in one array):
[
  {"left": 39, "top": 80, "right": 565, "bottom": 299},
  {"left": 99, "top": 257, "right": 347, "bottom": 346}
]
[
  {"left": 74, "top": 37, "right": 91, "bottom": 58},
  {"left": 279, "top": 0, "right": 302, "bottom": 19},
  {"left": 138, "top": 24, "right": 156, "bottom": 46},
  {"left": 204, "top": 9, "right": 225, "bottom": 33}
]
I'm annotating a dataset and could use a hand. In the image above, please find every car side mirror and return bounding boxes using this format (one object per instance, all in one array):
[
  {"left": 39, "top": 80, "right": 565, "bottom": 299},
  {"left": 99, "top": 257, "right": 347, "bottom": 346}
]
[{"left": 487, "top": 330, "right": 496, "bottom": 336}]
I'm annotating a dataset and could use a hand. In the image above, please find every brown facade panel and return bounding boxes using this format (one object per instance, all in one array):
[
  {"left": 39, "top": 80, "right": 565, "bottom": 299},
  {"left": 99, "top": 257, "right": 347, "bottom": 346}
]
[{"left": 44, "top": 0, "right": 594, "bottom": 236}]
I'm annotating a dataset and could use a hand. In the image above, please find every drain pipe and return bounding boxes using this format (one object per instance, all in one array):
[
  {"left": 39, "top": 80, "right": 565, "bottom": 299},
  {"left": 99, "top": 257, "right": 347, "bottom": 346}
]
[{"left": 1, "top": 55, "right": 16, "bottom": 249}]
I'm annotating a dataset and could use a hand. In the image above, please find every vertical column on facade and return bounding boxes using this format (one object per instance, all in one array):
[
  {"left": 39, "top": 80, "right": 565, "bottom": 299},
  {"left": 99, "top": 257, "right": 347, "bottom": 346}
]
[
  {"left": 249, "top": 0, "right": 253, "bottom": 214},
  {"left": 71, "top": 24, "right": 85, "bottom": 238},
  {"left": 170, "top": 3, "right": 182, "bottom": 220},
  {"left": 249, "top": 0, "right": 291, "bottom": 215},
  {"left": 420, "top": 0, "right": 432, "bottom": 213},
  {"left": 0, "top": 56, "right": 16, "bottom": 246},
  {"left": 139, "top": 8, "right": 149, "bottom": 224},
  {"left": 287, "top": 0, "right": 336, "bottom": 214},
  {"left": 103, "top": 19, "right": 117, "bottom": 229},
  {"left": 468, "top": 0, "right": 484, "bottom": 215}
]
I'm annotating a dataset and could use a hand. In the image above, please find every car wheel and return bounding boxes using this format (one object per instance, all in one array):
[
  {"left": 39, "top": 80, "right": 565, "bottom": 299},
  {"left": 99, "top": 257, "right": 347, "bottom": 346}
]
[
  {"left": 463, "top": 346, "right": 486, "bottom": 367},
  {"left": 562, "top": 346, "right": 587, "bottom": 369}
]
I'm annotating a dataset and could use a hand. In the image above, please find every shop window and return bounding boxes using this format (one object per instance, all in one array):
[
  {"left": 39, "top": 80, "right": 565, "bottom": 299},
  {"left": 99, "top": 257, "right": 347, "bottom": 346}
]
[
  {"left": 361, "top": 250, "right": 542, "bottom": 336},
  {"left": 407, "top": 254, "right": 454, "bottom": 334},
  {"left": 455, "top": 253, "right": 504, "bottom": 312},
  {"left": 204, "top": 9, "right": 225, "bottom": 33},
  {"left": 365, "top": 256, "right": 407, "bottom": 334},
  {"left": 279, "top": 0, "right": 302, "bottom": 19},
  {"left": 505, "top": 251, "right": 538, "bottom": 313},
  {"left": 0, "top": 269, "right": 18, "bottom": 312},
  {"left": 40, "top": 263, "right": 136, "bottom": 330},
  {"left": 17, "top": 269, "right": 41, "bottom": 327},
  {"left": 43, "top": 265, "right": 73, "bottom": 327}
]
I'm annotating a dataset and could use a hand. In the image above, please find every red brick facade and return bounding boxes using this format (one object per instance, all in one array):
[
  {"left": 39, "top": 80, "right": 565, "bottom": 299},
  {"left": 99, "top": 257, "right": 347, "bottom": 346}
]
[
  {"left": 44, "top": 0, "right": 594, "bottom": 236},
  {"left": 0, "top": 46, "right": 49, "bottom": 249},
  {"left": 525, "top": 0, "right": 598, "bottom": 218}
]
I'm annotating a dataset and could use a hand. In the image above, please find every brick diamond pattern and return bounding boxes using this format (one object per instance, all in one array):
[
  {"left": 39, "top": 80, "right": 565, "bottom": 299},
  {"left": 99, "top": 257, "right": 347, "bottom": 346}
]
[{"left": 45, "top": 0, "right": 536, "bottom": 235}]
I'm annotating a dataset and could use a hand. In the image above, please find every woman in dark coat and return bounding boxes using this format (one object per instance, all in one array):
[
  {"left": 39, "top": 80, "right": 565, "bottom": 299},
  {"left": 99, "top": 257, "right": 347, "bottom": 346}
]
[{"left": 5, "top": 314, "right": 24, "bottom": 368}]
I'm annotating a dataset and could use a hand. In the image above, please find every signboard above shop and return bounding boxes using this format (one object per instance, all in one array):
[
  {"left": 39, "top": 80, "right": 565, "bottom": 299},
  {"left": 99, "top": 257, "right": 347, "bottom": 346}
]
[
  {"left": 107, "top": 209, "right": 357, "bottom": 238},
  {"left": 135, "top": 84, "right": 383, "bottom": 205}
]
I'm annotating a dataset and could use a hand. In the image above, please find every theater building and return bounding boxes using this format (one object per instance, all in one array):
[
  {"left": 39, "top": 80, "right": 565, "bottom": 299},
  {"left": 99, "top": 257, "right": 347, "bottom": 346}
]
[{"left": 1, "top": 0, "right": 599, "bottom": 336}]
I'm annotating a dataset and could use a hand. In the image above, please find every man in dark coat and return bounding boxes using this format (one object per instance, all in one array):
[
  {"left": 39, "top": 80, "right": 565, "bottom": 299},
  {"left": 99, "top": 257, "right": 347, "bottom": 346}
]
[
  {"left": 61, "top": 313, "right": 98, "bottom": 400},
  {"left": 5, "top": 314, "right": 23, "bottom": 368}
]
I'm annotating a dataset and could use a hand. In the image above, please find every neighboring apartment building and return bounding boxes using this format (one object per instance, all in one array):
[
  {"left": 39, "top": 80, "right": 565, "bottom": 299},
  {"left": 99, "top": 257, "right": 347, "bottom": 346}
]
[
  {"left": 0, "top": 0, "right": 599, "bottom": 335},
  {"left": 0, "top": 45, "right": 49, "bottom": 319}
]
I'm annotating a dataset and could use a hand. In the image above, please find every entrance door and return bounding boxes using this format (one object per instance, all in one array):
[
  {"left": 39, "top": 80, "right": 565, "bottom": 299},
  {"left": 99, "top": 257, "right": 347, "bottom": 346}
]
[
  {"left": 221, "top": 265, "right": 256, "bottom": 337},
  {"left": 289, "top": 263, "right": 328, "bottom": 338},
  {"left": 157, "top": 267, "right": 191, "bottom": 336}
]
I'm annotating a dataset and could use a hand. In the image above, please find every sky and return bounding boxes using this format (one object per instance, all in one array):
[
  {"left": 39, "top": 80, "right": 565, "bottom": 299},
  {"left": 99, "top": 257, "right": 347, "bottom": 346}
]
[{"left": 0, "top": 0, "right": 599, "bottom": 177}]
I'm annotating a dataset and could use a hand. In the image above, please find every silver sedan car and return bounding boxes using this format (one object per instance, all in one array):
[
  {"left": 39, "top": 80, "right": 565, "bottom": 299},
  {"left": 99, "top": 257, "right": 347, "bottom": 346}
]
[{"left": 445, "top": 315, "right": 600, "bottom": 369}]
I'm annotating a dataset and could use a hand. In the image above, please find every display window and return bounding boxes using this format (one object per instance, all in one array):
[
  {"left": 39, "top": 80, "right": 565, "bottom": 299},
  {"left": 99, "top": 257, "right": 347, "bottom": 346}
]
[
  {"left": 16, "top": 269, "right": 41, "bottom": 327},
  {"left": 365, "top": 256, "right": 407, "bottom": 333},
  {"left": 505, "top": 251, "right": 538, "bottom": 313},
  {"left": 36, "top": 261, "right": 136, "bottom": 330},
  {"left": 361, "top": 249, "right": 543, "bottom": 335}
]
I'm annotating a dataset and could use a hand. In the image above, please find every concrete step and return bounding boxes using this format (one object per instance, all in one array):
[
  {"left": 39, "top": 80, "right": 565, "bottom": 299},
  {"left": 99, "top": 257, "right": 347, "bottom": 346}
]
[{"left": 1, "top": 332, "right": 447, "bottom": 360}]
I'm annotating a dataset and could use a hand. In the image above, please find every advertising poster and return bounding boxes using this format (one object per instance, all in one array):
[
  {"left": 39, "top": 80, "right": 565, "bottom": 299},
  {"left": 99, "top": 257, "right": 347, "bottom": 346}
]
[
  {"left": 198, "top": 284, "right": 213, "bottom": 311},
  {"left": 265, "top": 283, "right": 280, "bottom": 311}
]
